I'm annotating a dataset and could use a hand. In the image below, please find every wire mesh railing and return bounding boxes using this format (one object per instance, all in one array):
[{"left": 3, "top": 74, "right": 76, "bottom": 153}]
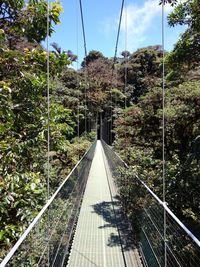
[
  {"left": 0, "top": 141, "right": 96, "bottom": 267},
  {"left": 102, "top": 140, "right": 200, "bottom": 267}
]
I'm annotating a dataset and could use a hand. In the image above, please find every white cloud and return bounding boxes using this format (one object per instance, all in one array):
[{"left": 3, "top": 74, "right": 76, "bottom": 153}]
[
  {"left": 120, "top": 0, "right": 174, "bottom": 52},
  {"left": 100, "top": 17, "right": 118, "bottom": 38}
]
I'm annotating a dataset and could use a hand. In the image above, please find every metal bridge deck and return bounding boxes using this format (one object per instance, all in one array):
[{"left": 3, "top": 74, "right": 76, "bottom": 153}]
[{"left": 67, "top": 140, "right": 142, "bottom": 267}]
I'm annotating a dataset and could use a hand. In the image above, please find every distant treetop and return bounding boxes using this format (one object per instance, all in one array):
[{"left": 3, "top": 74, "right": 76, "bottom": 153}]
[{"left": 81, "top": 50, "right": 106, "bottom": 67}]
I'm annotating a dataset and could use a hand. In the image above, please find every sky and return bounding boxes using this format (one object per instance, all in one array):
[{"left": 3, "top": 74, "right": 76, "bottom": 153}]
[{"left": 48, "top": 0, "right": 185, "bottom": 67}]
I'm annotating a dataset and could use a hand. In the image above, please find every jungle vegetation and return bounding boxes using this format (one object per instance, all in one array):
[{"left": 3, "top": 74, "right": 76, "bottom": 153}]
[{"left": 0, "top": 0, "right": 199, "bottom": 258}]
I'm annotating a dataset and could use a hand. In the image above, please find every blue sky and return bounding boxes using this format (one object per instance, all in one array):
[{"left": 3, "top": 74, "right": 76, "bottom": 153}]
[{"left": 49, "top": 0, "right": 185, "bottom": 66}]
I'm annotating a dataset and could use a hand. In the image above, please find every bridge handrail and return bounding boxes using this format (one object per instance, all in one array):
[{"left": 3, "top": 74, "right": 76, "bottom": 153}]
[
  {"left": 0, "top": 141, "right": 96, "bottom": 267},
  {"left": 102, "top": 140, "right": 200, "bottom": 248}
]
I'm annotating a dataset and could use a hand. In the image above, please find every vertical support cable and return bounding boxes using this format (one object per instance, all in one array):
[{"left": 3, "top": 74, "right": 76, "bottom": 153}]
[
  {"left": 124, "top": 0, "right": 128, "bottom": 109},
  {"left": 124, "top": 0, "right": 128, "bottom": 190},
  {"left": 110, "top": 79, "right": 113, "bottom": 144},
  {"left": 47, "top": 0, "right": 50, "bottom": 202},
  {"left": 46, "top": 0, "right": 50, "bottom": 266},
  {"left": 76, "top": 0, "right": 80, "bottom": 140},
  {"left": 115, "top": 66, "right": 117, "bottom": 110},
  {"left": 83, "top": 45, "right": 87, "bottom": 136},
  {"left": 84, "top": 65, "right": 87, "bottom": 135},
  {"left": 162, "top": 1, "right": 167, "bottom": 266}
]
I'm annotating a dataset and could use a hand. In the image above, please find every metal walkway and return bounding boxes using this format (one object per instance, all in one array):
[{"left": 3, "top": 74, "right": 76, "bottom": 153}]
[{"left": 67, "top": 140, "right": 142, "bottom": 267}]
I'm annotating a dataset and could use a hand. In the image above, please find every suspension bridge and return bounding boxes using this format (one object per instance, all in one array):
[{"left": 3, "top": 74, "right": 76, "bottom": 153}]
[
  {"left": 1, "top": 0, "right": 200, "bottom": 266},
  {"left": 1, "top": 139, "right": 200, "bottom": 267}
]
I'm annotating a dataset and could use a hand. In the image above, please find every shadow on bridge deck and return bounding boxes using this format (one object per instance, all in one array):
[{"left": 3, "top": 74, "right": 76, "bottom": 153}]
[{"left": 92, "top": 199, "right": 136, "bottom": 251}]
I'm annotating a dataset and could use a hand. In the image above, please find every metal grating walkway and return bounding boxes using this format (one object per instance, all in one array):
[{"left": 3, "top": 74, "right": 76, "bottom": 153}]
[{"left": 67, "top": 140, "right": 142, "bottom": 267}]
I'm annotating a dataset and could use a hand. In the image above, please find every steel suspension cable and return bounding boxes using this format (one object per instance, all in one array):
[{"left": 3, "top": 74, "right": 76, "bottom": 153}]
[
  {"left": 46, "top": 0, "right": 50, "bottom": 203},
  {"left": 161, "top": 1, "right": 167, "bottom": 266},
  {"left": 113, "top": 0, "right": 125, "bottom": 65},
  {"left": 123, "top": 0, "right": 128, "bottom": 179},
  {"left": 124, "top": 0, "right": 128, "bottom": 109},
  {"left": 109, "top": 0, "right": 125, "bottom": 144},
  {"left": 76, "top": 0, "right": 80, "bottom": 140},
  {"left": 84, "top": 70, "right": 87, "bottom": 134},
  {"left": 79, "top": 0, "right": 87, "bottom": 58},
  {"left": 46, "top": 0, "right": 50, "bottom": 266},
  {"left": 79, "top": 0, "right": 88, "bottom": 134}
]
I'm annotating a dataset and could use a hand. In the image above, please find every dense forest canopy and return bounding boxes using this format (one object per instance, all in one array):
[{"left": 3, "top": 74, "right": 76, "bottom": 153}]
[
  {"left": 0, "top": 0, "right": 199, "bottom": 260},
  {"left": 0, "top": 0, "right": 94, "bottom": 257},
  {"left": 113, "top": 0, "right": 200, "bottom": 235}
]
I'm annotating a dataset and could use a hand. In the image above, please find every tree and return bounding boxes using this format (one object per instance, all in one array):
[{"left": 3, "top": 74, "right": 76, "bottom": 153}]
[
  {"left": 119, "top": 46, "right": 163, "bottom": 102},
  {"left": 166, "top": 0, "right": 200, "bottom": 81},
  {"left": 121, "top": 50, "right": 131, "bottom": 59},
  {"left": 0, "top": 1, "right": 93, "bottom": 255},
  {"left": 159, "top": 0, "right": 178, "bottom": 5},
  {"left": 81, "top": 50, "right": 105, "bottom": 67},
  {"left": 0, "top": 0, "right": 63, "bottom": 47},
  {"left": 114, "top": 80, "right": 200, "bottom": 225}
]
